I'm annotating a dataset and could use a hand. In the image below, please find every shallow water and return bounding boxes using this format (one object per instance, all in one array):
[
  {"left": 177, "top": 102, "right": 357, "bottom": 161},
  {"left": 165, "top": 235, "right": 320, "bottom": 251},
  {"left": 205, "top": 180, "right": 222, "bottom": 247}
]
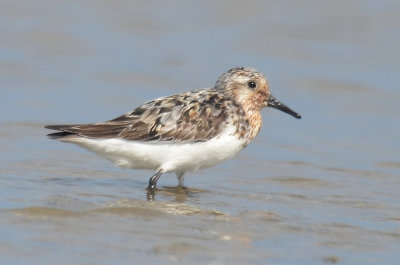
[{"left": 1, "top": 1, "right": 400, "bottom": 264}]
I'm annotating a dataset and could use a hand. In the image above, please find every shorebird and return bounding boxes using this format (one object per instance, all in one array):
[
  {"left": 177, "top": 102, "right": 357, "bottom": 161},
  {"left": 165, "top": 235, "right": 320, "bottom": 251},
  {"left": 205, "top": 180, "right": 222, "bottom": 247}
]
[{"left": 46, "top": 67, "right": 301, "bottom": 197}]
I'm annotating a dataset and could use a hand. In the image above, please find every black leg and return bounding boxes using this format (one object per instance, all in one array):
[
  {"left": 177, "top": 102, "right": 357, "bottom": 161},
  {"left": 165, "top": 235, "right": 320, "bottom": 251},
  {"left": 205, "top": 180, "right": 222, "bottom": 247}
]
[
  {"left": 147, "top": 170, "right": 163, "bottom": 201},
  {"left": 148, "top": 169, "right": 163, "bottom": 190},
  {"left": 176, "top": 172, "right": 185, "bottom": 187}
]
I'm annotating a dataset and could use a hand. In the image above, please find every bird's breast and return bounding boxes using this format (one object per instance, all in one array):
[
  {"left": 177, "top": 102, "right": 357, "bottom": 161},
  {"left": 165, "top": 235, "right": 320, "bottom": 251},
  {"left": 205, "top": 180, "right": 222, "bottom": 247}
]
[{"left": 228, "top": 108, "right": 262, "bottom": 148}]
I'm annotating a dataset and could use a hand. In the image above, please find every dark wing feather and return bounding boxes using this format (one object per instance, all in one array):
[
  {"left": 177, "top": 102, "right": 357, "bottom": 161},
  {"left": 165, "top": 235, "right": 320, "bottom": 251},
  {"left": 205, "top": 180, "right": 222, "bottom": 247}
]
[{"left": 45, "top": 89, "right": 230, "bottom": 143}]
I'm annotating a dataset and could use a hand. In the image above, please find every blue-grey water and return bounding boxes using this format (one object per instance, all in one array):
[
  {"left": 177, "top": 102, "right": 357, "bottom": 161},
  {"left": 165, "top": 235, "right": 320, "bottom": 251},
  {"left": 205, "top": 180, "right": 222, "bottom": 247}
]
[{"left": 1, "top": 1, "right": 399, "bottom": 264}]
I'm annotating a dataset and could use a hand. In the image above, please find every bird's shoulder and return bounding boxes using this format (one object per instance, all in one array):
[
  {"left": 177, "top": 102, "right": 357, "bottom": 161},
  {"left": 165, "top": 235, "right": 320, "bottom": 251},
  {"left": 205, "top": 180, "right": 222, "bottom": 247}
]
[{"left": 114, "top": 88, "right": 232, "bottom": 142}]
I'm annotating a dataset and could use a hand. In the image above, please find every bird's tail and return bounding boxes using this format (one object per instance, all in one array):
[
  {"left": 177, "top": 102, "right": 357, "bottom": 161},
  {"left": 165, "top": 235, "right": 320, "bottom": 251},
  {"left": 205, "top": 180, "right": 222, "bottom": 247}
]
[{"left": 45, "top": 125, "right": 77, "bottom": 139}]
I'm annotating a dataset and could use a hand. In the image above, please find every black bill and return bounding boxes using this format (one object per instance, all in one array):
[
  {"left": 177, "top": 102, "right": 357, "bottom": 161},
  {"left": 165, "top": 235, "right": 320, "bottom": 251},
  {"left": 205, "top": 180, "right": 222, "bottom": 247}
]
[{"left": 267, "top": 95, "right": 301, "bottom": 119}]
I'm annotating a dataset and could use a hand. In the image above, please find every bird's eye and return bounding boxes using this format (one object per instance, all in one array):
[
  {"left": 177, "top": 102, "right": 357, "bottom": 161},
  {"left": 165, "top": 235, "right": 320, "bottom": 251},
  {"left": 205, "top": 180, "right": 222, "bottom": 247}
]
[{"left": 247, "top": 81, "right": 256, "bottom": 89}]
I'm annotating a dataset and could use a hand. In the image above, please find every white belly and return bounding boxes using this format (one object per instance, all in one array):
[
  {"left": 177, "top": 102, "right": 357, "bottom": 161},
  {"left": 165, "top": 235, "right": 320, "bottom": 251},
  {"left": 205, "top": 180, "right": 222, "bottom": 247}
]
[{"left": 70, "top": 132, "right": 246, "bottom": 174}]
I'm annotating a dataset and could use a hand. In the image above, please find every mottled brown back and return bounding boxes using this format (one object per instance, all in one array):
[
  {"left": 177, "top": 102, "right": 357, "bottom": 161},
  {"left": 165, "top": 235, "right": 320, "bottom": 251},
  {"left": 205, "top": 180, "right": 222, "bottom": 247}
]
[{"left": 46, "top": 89, "right": 233, "bottom": 143}]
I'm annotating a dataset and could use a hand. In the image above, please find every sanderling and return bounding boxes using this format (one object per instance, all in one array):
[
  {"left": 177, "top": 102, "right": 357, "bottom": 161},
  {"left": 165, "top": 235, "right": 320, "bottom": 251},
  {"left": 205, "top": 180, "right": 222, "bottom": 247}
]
[{"left": 46, "top": 67, "right": 301, "bottom": 197}]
